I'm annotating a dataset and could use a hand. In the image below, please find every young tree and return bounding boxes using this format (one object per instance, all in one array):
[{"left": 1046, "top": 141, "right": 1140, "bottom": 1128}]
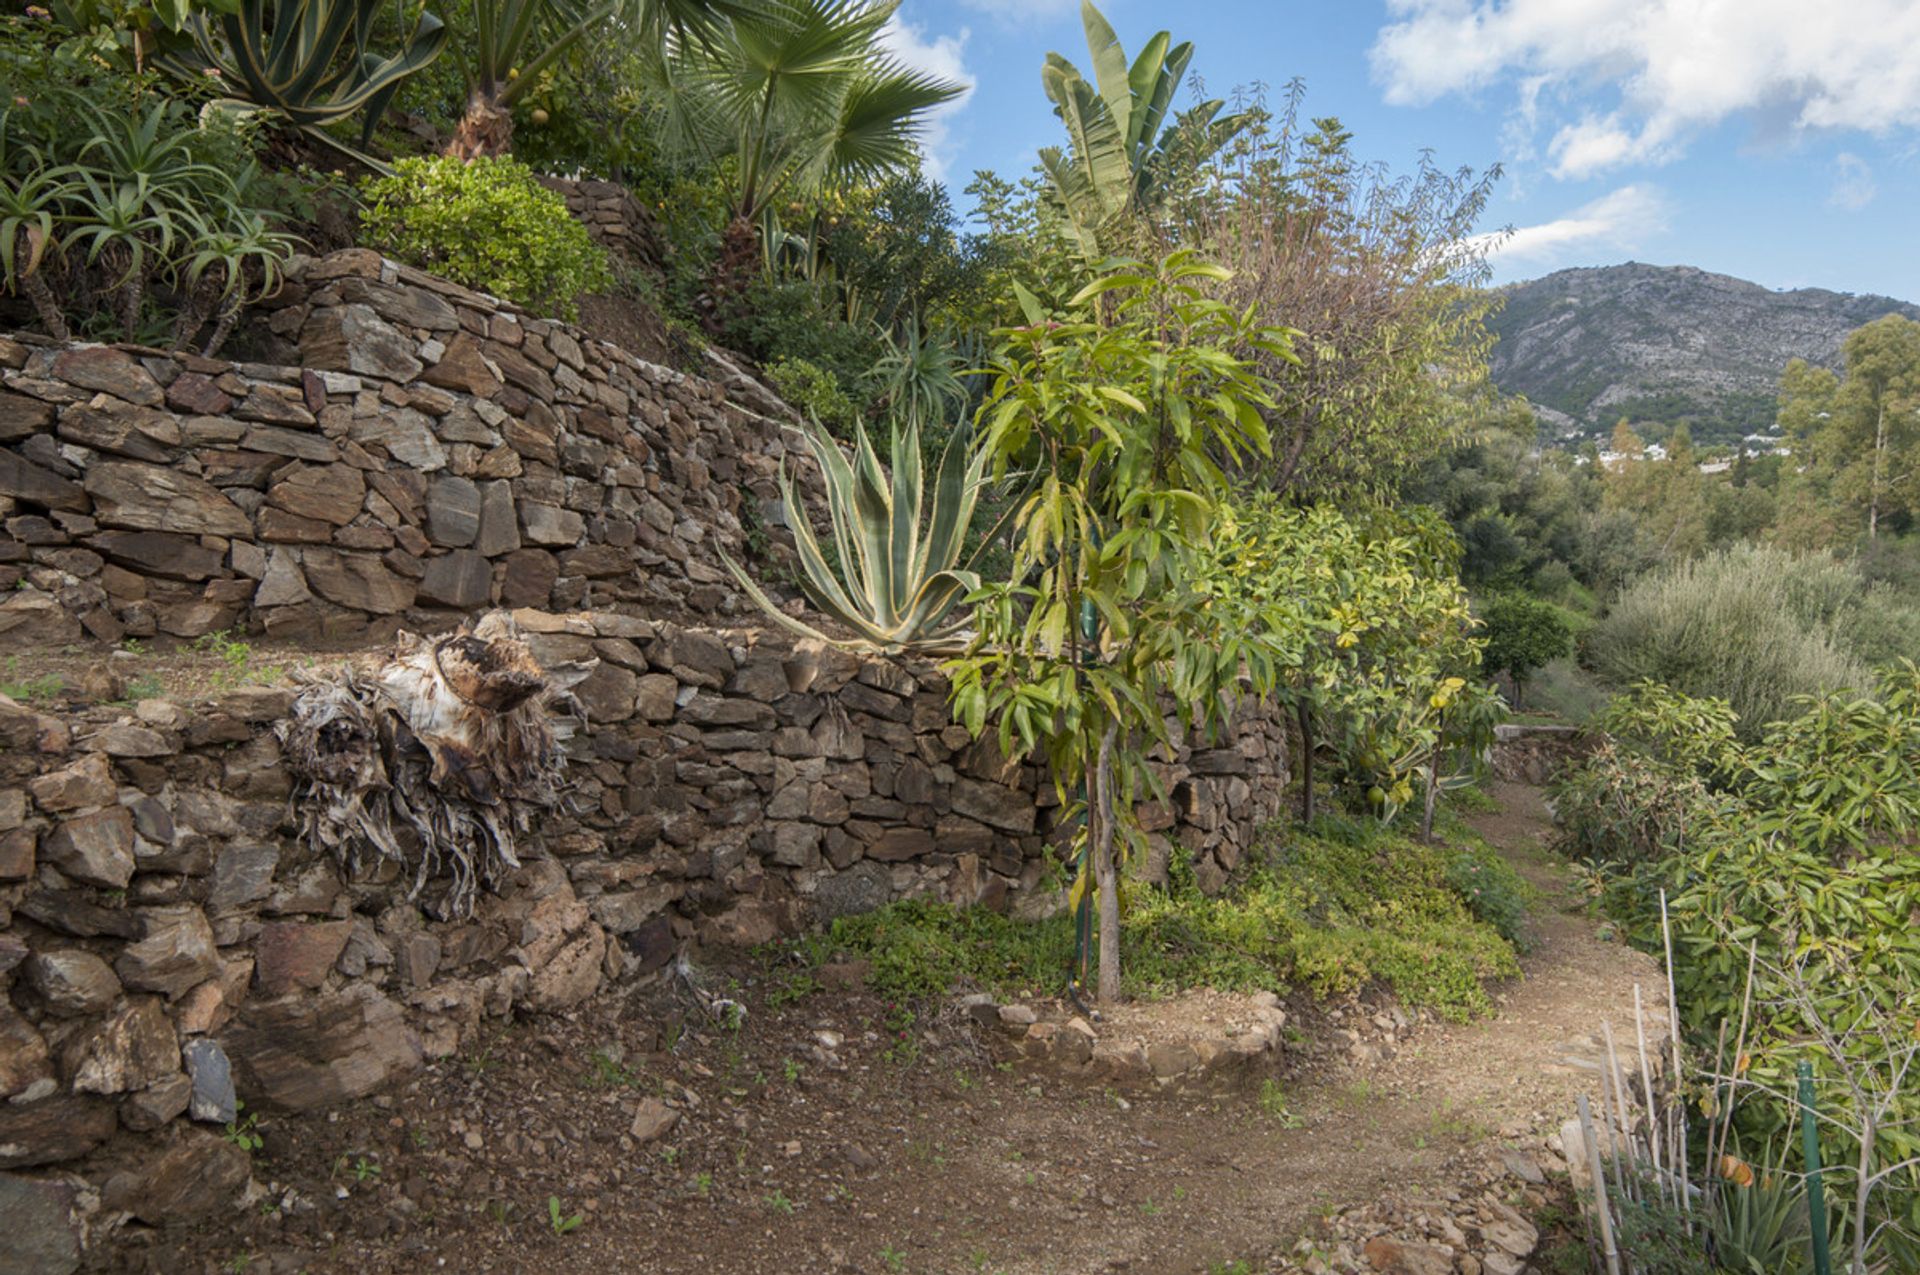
[
  {"left": 946, "top": 252, "right": 1297, "bottom": 1005},
  {"left": 1477, "top": 591, "right": 1574, "bottom": 706}
]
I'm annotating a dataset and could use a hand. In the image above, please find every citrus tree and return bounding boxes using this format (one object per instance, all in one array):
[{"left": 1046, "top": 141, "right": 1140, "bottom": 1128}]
[{"left": 945, "top": 251, "right": 1298, "bottom": 1005}]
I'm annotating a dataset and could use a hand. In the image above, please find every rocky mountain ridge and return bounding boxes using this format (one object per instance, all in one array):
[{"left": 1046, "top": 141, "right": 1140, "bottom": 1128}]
[{"left": 1487, "top": 262, "right": 1920, "bottom": 443}]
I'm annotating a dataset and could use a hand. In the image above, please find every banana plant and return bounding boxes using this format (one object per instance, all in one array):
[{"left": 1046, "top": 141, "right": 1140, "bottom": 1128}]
[
  {"left": 722, "top": 412, "right": 997, "bottom": 654},
  {"left": 159, "top": 0, "right": 448, "bottom": 162},
  {"left": 1039, "top": 1, "right": 1247, "bottom": 258}
]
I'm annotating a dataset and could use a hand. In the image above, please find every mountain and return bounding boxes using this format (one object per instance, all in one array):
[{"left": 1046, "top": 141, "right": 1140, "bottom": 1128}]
[{"left": 1486, "top": 263, "right": 1920, "bottom": 445}]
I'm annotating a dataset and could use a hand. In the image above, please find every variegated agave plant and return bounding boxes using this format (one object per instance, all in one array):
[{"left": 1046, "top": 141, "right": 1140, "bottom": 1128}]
[{"left": 723, "top": 414, "right": 991, "bottom": 654}]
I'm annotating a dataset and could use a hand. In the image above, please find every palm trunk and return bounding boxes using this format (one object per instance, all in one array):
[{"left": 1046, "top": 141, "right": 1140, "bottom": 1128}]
[
  {"left": 1092, "top": 721, "right": 1122, "bottom": 1005},
  {"left": 446, "top": 86, "right": 514, "bottom": 160}
]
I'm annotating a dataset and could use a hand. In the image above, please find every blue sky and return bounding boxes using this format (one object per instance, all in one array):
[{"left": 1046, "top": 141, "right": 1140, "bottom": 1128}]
[{"left": 880, "top": 0, "right": 1920, "bottom": 301}]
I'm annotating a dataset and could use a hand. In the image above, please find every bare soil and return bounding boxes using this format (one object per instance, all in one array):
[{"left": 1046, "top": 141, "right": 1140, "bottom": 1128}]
[{"left": 106, "top": 782, "right": 1661, "bottom": 1275}]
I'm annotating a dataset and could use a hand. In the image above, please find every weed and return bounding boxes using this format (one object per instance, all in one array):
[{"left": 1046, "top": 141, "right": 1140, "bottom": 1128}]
[
  {"left": 119, "top": 637, "right": 149, "bottom": 655},
  {"left": 660, "top": 1145, "right": 680, "bottom": 1168},
  {"left": 583, "top": 1048, "right": 640, "bottom": 1089},
  {"left": 222, "top": 1103, "right": 263, "bottom": 1153},
  {"left": 782, "top": 1057, "right": 802, "bottom": 1083},
  {"left": 765, "top": 1190, "right": 794, "bottom": 1215},
  {"left": 1259, "top": 1078, "right": 1304, "bottom": 1128},
  {"left": 486, "top": 1200, "right": 512, "bottom": 1227},
  {"left": 464, "top": 1046, "right": 497, "bottom": 1077},
  {"left": 1208, "top": 1261, "right": 1254, "bottom": 1275},
  {"left": 409, "top": 1128, "right": 431, "bottom": 1150},
  {"left": 120, "top": 673, "right": 164, "bottom": 702},
  {"left": 547, "top": 1195, "right": 583, "bottom": 1236},
  {"left": 693, "top": 1172, "right": 713, "bottom": 1197},
  {"left": 225, "top": 1253, "right": 254, "bottom": 1274},
  {"left": 0, "top": 658, "right": 62, "bottom": 702},
  {"left": 879, "top": 1245, "right": 906, "bottom": 1272},
  {"left": 194, "top": 628, "right": 280, "bottom": 689}
]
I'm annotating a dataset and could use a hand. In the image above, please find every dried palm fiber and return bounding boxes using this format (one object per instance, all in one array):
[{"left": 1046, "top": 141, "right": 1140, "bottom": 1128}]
[{"left": 279, "top": 610, "right": 590, "bottom": 918}]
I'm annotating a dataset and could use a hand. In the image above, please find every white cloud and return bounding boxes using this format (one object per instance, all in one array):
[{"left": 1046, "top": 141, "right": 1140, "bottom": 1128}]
[
  {"left": 879, "top": 15, "right": 975, "bottom": 183},
  {"left": 1471, "top": 184, "right": 1668, "bottom": 265},
  {"left": 1372, "top": 1, "right": 1920, "bottom": 178},
  {"left": 958, "top": 0, "right": 1079, "bottom": 24},
  {"left": 1829, "top": 152, "right": 1877, "bottom": 210}
]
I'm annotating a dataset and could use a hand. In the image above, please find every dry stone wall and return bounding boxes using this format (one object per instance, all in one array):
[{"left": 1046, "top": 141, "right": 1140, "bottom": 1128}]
[
  {"left": 0, "top": 248, "right": 803, "bottom": 647},
  {"left": 0, "top": 608, "right": 1288, "bottom": 1239}
]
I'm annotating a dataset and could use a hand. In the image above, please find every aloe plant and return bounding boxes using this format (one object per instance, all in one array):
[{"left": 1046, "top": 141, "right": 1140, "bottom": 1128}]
[
  {"left": 0, "top": 124, "right": 71, "bottom": 341},
  {"left": 159, "top": 0, "right": 447, "bottom": 161},
  {"left": 723, "top": 414, "right": 993, "bottom": 654}
]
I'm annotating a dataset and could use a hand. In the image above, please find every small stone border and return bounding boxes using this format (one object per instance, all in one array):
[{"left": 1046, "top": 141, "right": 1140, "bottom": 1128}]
[{"left": 956, "top": 990, "right": 1290, "bottom": 1085}]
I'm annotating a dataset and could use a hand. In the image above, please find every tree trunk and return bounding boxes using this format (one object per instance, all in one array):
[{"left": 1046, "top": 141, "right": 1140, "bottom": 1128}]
[
  {"left": 1419, "top": 763, "right": 1440, "bottom": 843},
  {"left": 201, "top": 296, "right": 244, "bottom": 360},
  {"left": 1869, "top": 402, "right": 1887, "bottom": 540},
  {"left": 446, "top": 87, "right": 514, "bottom": 161},
  {"left": 1297, "top": 700, "right": 1316, "bottom": 823},
  {"left": 17, "top": 263, "right": 68, "bottom": 342},
  {"left": 1092, "top": 722, "right": 1122, "bottom": 1005}
]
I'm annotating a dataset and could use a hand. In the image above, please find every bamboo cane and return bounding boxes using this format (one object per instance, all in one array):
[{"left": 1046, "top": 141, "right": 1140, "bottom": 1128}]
[
  {"left": 1603, "top": 1019, "right": 1640, "bottom": 1202},
  {"left": 1660, "top": 890, "right": 1691, "bottom": 1217},
  {"left": 1580, "top": 1093, "right": 1624, "bottom": 1275},
  {"left": 1634, "top": 986, "right": 1665, "bottom": 1201}
]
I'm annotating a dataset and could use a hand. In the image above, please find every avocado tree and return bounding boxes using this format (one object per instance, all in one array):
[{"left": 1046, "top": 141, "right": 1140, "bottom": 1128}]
[
  {"left": 1477, "top": 590, "right": 1574, "bottom": 707},
  {"left": 946, "top": 251, "right": 1297, "bottom": 1005}
]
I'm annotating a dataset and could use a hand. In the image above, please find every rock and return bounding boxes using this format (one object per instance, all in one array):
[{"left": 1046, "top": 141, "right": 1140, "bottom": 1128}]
[
  {"left": 0, "top": 389, "right": 56, "bottom": 439},
  {"left": 208, "top": 844, "right": 280, "bottom": 913},
  {"left": 57, "top": 400, "right": 181, "bottom": 460},
  {"left": 26, "top": 950, "right": 122, "bottom": 1015},
  {"left": 300, "top": 548, "right": 416, "bottom": 614},
  {"left": 165, "top": 370, "right": 233, "bottom": 416},
  {"left": 120, "top": 1072, "right": 192, "bottom": 1131},
  {"left": 115, "top": 1133, "right": 251, "bottom": 1225},
  {"left": 1482, "top": 1217, "right": 1538, "bottom": 1259},
  {"left": 347, "top": 408, "right": 446, "bottom": 471},
  {"left": 523, "top": 927, "right": 605, "bottom": 1012},
  {"left": 0, "top": 1005, "right": 52, "bottom": 1099},
  {"left": 253, "top": 920, "right": 352, "bottom": 997},
  {"left": 700, "top": 898, "right": 782, "bottom": 947},
  {"left": 0, "top": 590, "right": 83, "bottom": 646},
  {"left": 0, "top": 447, "right": 87, "bottom": 513},
  {"left": 117, "top": 905, "right": 220, "bottom": 999},
  {"left": 474, "top": 480, "right": 519, "bottom": 556},
  {"left": 499, "top": 548, "right": 557, "bottom": 608},
  {"left": 26, "top": 753, "right": 116, "bottom": 813},
  {"left": 628, "top": 1097, "right": 679, "bottom": 1145},
  {"left": 221, "top": 985, "right": 422, "bottom": 1111},
  {"left": 813, "top": 861, "right": 891, "bottom": 920},
  {"left": 998, "top": 1004, "right": 1038, "bottom": 1027},
  {"left": 519, "top": 501, "right": 584, "bottom": 547},
  {"left": 572, "top": 662, "right": 637, "bottom": 723},
  {"left": 426, "top": 475, "right": 482, "bottom": 547},
  {"left": 0, "top": 1096, "right": 116, "bottom": 1169},
  {"left": 52, "top": 347, "right": 161, "bottom": 405},
  {"left": 182, "top": 1038, "right": 238, "bottom": 1125},
  {"left": 43, "top": 806, "right": 136, "bottom": 888},
  {"left": 89, "top": 530, "right": 226, "bottom": 581},
  {"left": 254, "top": 548, "right": 311, "bottom": 608},
  {"left": 302, "top": 303, "right": 424, "bottom": 381},
  {"left": 1146, "top": 1042, "right": 1199, "bottom": 1078},
  {"left": 1502, "top": 1150, "right": 1545, "bottom": 1185},
  {"left": 416, "top": 549, "right": 492, "bottom": 609},
  {"left": 634, "top": 673, "right": 678, "bottom": 722},
  {"left": 0, "top": 1172, "right": 80, "bottom": 1275},
  {"left": 89, "top": 722, "right": 169, "bottom": 757},
  {"left": 1360, "top": 1236, "right": 1454, "bottom": 1275},
  {"left": 948, "top": 778, "right": 1037, "bottom": 835},
  {"left": 84, "top": 461, "right": 251, "bottom": 536},
  {"left": 66, "top": 998, "right": 179, "bottom": 1095},
  {"left": 267, "top": 463, "right": 365, "bottom": 526}
]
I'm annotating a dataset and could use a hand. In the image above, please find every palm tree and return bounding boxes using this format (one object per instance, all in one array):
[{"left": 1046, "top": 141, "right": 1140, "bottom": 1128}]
[
  {"left": 651, "top": 0, "right": 964, "bottom": 292},
  {"left": 1039, "top": 1, "right": 1246, "bottom": 258},
  {"left": 447, "top": 0, "right": 755, "bottom": 159}
]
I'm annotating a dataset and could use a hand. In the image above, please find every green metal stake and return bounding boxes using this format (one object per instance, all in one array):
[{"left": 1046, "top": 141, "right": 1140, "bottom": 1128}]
[{"left": 1799, "top": 1059, "right": 1833, "bottom": 1275}]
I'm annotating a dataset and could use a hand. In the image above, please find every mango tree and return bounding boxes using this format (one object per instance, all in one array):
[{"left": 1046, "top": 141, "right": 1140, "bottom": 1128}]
[{"left": 946, "top": 251, "right": 1297, "bottom": 1005}]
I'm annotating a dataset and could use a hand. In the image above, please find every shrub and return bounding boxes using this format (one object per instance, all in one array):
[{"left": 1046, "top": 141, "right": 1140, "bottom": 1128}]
[
  {"left": 1476, "top": 591, "right": 1575, "bottom": 703},
  {"left": 808, "top": 819, "right": 1524, "bottom": 1023},
  {"left": 763, "top": 357, "right": 859, "bottom": 437},
  {"left": 1586, "top": 544, "right": 1868, "bottom": 737},
  {"left": 358, "top": 156, "right": 610, "bottom": 319}
]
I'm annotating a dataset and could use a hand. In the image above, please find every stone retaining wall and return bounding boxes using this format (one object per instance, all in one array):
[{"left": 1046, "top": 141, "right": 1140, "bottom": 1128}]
[
  {"left": 0, "top": 248, "right": 805, "bottom": 647},
  {"left": 0, "top": 607, "right": 1288, "bottom": 1235}
]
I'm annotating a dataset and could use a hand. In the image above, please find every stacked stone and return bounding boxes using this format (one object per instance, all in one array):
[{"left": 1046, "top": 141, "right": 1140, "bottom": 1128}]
[
  {"left": 0, "top": 607, "right": 1290, "bottom": 1194},
  {"left": 536, "top": 175, "right": 669, "bottom": 272},
  {"left": 0, "top": 248, "right": 804, "bottom": 646}
]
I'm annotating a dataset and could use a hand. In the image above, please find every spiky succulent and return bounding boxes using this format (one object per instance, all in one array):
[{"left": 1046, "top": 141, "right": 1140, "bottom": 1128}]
[{"left": 724, "top": 413, "right": 991, "bottom": 654}]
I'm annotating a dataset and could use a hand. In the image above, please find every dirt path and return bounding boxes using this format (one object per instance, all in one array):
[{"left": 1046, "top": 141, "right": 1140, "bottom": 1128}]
[{"left": 125, "top": 785, "right": 1661, "bottom": 1275}]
